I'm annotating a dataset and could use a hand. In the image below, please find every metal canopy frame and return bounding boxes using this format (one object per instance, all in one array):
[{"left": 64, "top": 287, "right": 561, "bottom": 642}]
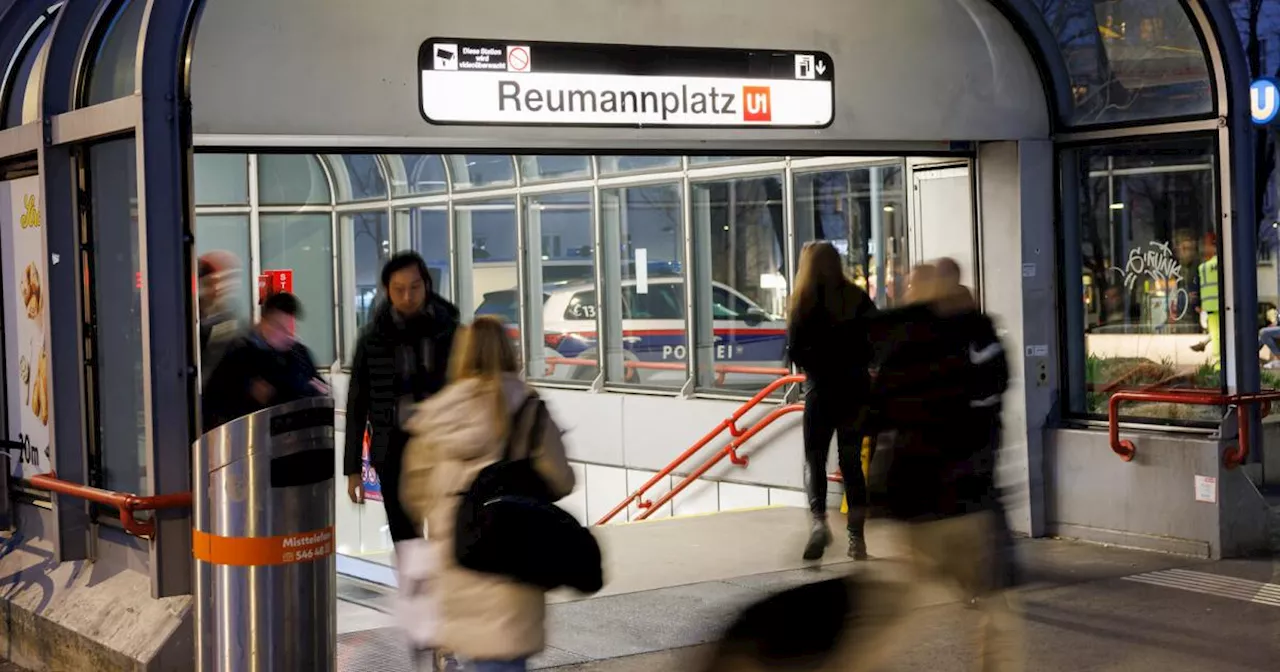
[{"left": 0, "top": 0, "right": 1254, "bottom": 600}]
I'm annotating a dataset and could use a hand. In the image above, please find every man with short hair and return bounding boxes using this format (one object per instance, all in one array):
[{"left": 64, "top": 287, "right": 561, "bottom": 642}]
[{"left": 201, "top": 292, "right": 328, "bottom": 432}]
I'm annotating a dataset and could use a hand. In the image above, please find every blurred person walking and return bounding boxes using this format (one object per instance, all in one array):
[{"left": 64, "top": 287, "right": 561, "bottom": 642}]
[
  {"left": 786, "top": 241, "right": 878, "bottom": 561},
  {"left": 201, "top": 292, "right": 329, "bottom": 432},
  {"left": 400, "top": 316, "right": 576, "bottom": 672},
  {"left": 197, "top": 251, "right": 243, "bottom": 388},
  {"left": 342, "top": 252, "right": 459, "bottom": 665},
  {"left": 863, "top": 259, "right": 1021, "bottom": 671}
]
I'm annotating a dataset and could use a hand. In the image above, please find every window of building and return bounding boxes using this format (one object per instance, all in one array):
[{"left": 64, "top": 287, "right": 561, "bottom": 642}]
[
  {"left": 328, "top": 155, "right": 387, "bottom": 202},
  {"left": 391, "top": 155, "right": 448, "bottom": 196},
  {"left": 449, "top": 155, "right": 515, "bottom": 190},
  {"left": 194, "top": 154, "right": 249, "bottom": 206},
  {"left": 86, "top": 137, "right": 146, "bottom": 494},
  {"left": 519, "top": 156, "right": 591, "bottom": 182},
  {"left": 82, "top": 0, "right": 147, "bottom": 106},
  {"left": 1062, "top": 137, "right": 1220, "bottom": 422},
  {"left": 458, "top": 199, "right": 519, "bottom": 348},
  {"left": 600, "top": 183, "right": 686, "bottom": 388},
  {"left": 793, "top": 164, "right": 908, "bottom": 308},
  {"left": 692, "top": 175, "right": 787, "bottom": 393},
  {"left": 259, "top": 214, "right": 336, "bottom": 365},
  {"left": 341, "top": 212, "right": 390, "bottom": 359},
  {"left": 2, "top": 7, "right": 56, "bottom": 129},
  {"left": 258, "top": 154, "right": 331, "bottom": 206},
  {"left": 397, "top": 206, "right": 451, "bottom": 300},
  {"left": 598, "top": 156, "right": 681, "bottom": 174},
  {"left": 525, "top": 191, "right": 595, "bottom": 382},
  {"left": 194, "top": 214, "right": 252, "bottom": 321}
]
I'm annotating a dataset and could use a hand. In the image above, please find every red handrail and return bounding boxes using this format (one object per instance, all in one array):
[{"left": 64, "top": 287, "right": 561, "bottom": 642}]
[
  {"left": 27, "top": 472, "right": 193, "bottom": 539},
  {"left": 1108, "top": 389, "right": 1280, "bottom": 468},
  {"left": 635, "top": 403, "right": 805, "bottom": 521},
  {"left": 594, "top": 373, "right": 805, "bottom": 525}
]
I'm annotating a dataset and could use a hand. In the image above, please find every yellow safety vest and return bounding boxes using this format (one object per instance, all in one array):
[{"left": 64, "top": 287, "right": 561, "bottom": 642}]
[{"left": 1198, "top": 256, "right": 1219, "bottom": 314}]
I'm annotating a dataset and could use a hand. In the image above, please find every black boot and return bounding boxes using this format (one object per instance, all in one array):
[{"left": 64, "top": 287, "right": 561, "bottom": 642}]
[
  {"left": 847, "top": 511, "right": 868, "bottom": 560},
  {"left": 803, "top": 518, "right": 832, "bottom": 561}
]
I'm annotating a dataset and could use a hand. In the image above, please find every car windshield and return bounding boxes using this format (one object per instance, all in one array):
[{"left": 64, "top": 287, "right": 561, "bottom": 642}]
[{"left": 476, "top": 290, "right": 551, "bottom": 323}]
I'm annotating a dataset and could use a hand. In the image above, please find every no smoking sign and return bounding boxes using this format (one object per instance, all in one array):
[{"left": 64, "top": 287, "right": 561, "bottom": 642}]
[{"left": 507, "top": 45, "right": 531, "bottom": 72}]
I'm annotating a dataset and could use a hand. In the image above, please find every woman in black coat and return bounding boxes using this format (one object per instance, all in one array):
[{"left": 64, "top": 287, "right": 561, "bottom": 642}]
[{"left": 786, "top": 241, "right": 878, "bottom": 561}]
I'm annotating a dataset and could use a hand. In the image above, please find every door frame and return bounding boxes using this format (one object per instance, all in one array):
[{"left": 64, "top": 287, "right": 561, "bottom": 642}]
[{"left": 907, "top": 159, "right": 981, "bottom": 301}]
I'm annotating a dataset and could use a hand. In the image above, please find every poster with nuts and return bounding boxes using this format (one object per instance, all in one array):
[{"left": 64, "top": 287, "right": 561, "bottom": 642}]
[{"left": 0, "top": 176, "right": 52, "bottom": 479}]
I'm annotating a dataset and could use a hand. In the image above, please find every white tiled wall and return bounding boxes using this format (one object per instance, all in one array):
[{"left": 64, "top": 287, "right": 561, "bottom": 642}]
[
  {"left": 584, "top": 464, "right": 629, "bottom": 524},
  {"left": 769, "top": 487, "right": 809, "bottom": 509},
  {"left": 626, "top": 469, "right": 673, "bottom": 520},
  {"left": 672, "top": 478, "right": 720, "bottom": 517},
  {"left": 719, "top": 482, "right": 771, "bottom": 511},
  {"left": 560, "top": 463, "right": 589, "bottom": 525}
]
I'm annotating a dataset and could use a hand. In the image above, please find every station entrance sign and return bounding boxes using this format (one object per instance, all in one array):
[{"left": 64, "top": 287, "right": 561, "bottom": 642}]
[{"left": 419, "top": 39, "right": 835, "bottom": 128}]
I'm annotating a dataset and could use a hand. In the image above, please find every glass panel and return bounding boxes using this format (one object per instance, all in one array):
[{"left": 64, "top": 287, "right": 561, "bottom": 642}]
[
  {"left": 1035, "top": 0, "right": 1212, "bottom": 125},
  {"left": 448, "top": 155, "right": 515, "bottom": 190},
  {"left": 328, "top": 155, "right": 387, "bottom": 203},
  {"left": 194, "top": 154, "right": 249, "bottom": 206},
  {"left": 391, "top": 155, "right": 448, "bottom": 196},
  {"left": 518, "top": 156, "right": 591, "bottom": 183},
  {"left": 527, "top": 192, "right": 596, "bottom": 382},
  {"left": 598, "top": 156, "right": 681, "bottom": 174},
  {"left": 88, "top": 137, "right": 145, "bottom": 494},
  {"left": 690, "top": 156, "right": 781, "bottom": 166},
  {"left": 195, "top": 215, "right": 252, "bottom": 323},
  {"left": 693, "top": 176, "right": 788, "bottom": 393},
  {"left": 258, "top": 154, "right": 331, "bottom": 206},
  {"left": 342, "top": 212, "right": 390, "bottom": 355},
  {"left": 1064, "top": 138, "right": 1220, "bottom": 422},
  {"left": 3, "top": 10, "right": 54, "bottom": 129},
  {"left": 399, "top": 207, "right": 451, "bottom": 300},
  {"left": 460, "top": 200, "right": 521, "bottom": 356},
  {"left": 83, "top": 0, "right": 147, "bottom": 106},
  {"left": 600, "top": 183, "right": 686, "bottom": 387},
  {"left": 793, "top": 165, "right": 908, "bottom": 309},
  {"left": 260, "top": 214, "right": 336, "bottom": 365}
]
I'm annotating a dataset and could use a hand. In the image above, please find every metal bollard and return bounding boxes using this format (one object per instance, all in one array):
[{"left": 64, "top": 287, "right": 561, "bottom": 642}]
[{"left": 193, "top": 397, "right": 337, "bottom": 672}]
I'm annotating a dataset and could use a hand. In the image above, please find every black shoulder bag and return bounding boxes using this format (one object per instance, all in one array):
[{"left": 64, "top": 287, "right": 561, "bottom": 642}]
[{"left": 454, "top": 396, "right": 604, "bottom": 594}]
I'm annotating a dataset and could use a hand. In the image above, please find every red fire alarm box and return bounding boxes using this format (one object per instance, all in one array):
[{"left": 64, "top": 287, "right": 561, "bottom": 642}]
[{"left": 257, "top": 269, "right": 293, "bottom": 305}]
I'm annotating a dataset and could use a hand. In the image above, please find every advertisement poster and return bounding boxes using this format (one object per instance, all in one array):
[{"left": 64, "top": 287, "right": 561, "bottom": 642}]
[
  {"left": 0, "top": 176, "right": 53, "bottom": 478},
  {"left": 360, "top": 427, "right": 382, "bottom": 502}
]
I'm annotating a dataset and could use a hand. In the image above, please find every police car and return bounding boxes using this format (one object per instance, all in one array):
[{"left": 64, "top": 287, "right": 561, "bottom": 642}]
[{"left": 477, "top": 277, "right": 787, "bottom": 387}]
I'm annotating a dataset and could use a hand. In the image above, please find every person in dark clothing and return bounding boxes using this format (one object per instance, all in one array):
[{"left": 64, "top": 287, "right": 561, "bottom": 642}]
[
  {"left": 201, "top": 292, "right": 328, "bottom": 433},
  {"left": 865, "top": 261, "right": 1023, "bottom": 671},
  {"left": 786, "top": 241, "right": 878, "bottom": 561},
  {"left": 197, "top": 252, "right": 242, "bottom": 388},
  {"left": 343, "top": 252, "right": 460, "bottom": 541}
]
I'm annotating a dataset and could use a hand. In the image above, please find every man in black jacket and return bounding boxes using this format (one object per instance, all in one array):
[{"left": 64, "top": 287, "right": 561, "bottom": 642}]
[
  {"left": 202, "top": 292, "right": 328, "bottom": 433},
  {"left": 343, "top": 252, "right": 459, "bottom": 542}
]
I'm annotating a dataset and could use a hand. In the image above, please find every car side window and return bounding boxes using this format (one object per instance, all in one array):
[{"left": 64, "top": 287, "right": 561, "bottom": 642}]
[
  {"left": 712, "top": 286, "right": 753, "bottom": 320},
  {"left": 625, "top": 284, "right": 685, "bottom": 319},
  {"left": 563, "top": 291, "right": 598, "bottom": 320}
]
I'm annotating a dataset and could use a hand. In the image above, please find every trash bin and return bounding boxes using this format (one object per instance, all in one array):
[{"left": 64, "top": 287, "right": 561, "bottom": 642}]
[{"left": 193, "top": 397, "right": 336, "bottom": 672}]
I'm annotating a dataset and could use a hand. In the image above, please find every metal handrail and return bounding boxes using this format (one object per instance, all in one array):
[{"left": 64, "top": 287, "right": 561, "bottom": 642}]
[
  {"left": 1108, "top": 389, "right": 1280, "bottom": 468},
  {"left": 594, "top": 373, "right": 805, "bottom": 525},
  {"left": 26, "top": 472, "right": 193, "bottom": 539}
]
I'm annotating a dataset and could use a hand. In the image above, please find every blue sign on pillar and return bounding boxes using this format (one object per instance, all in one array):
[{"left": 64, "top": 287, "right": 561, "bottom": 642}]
[{"left": 1252, "top": 78, "right": 1280, "bottom": 126}]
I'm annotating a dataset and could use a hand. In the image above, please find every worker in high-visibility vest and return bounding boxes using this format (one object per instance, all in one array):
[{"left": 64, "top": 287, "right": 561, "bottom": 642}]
[{"left": 1197, "top": 233, "right": 1220, "bottom": 370}]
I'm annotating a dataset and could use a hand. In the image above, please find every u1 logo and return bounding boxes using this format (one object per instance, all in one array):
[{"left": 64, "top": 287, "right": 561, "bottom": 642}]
[{"left": 742, "top": 86, "right": 772, "bottom": 122}]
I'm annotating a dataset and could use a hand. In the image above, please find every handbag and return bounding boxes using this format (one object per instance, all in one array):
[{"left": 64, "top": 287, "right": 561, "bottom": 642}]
[{"left": 454, "top": 395, "right": 604, "bottom": 594}]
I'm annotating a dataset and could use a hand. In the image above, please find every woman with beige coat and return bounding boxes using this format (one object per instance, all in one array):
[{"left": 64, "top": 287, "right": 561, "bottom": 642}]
[{"left": 400, "top": 316, "right": 576, "bottom": 672}]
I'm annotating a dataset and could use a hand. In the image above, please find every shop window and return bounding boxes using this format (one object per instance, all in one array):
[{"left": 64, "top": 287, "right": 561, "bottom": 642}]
[
  {"left": 598, "top": 156, "right": 681, "bottom": 174},
  {"left": 693, "top": 176, "right": 788, "bottom": 393},
  {"left": 600, "top": 183, "right": 686, "bottom": 388},
  {"left": 82, "top": 0, "right": 147, "bottom": 106},
  {"left": 86, "top": 137, "right": 146, "bottom": 494},
  {"left": 194, "top": 154, "right": 249, "bottom": 206},
  {"left": 259, "top": 214, "right": 336, "bottom": 365},
  {"left": 341, "top": 212, "right": 390, "bottom": 356},
  {"left": 448, "top": 155, "right": 515, "bottom": 190},
  {"left": 2, "top": 7, "right": 55, "bottom": 129},
  {"left": 194, "top": 215, "right": 252, "bottom": 321},
  {"left": 328, "top": 155, "right": 387, "bottom": 203},
  {"left": 519, "top": 156, "right": 591, "bottom": 182},
  {"left": 396, "top": 207, "right": 451, "bottom": 300},
  {"left": 258, "top": 154, "right": 331, "bottom": 206},
  {"left": 793, "top": 165, "right": 908, "bottom": 309},
  {"left": 1035, "top": 0, "right": 1212, "bottom": 125},
  {"left": 391, "top": 155, "right": 448, "bottom": 196},
  {"left": 525, "top": 192, "right": 595, "bottom": 382},
  {"left": 1062, "top": 138, "right": 1220, "bottom": 422}
]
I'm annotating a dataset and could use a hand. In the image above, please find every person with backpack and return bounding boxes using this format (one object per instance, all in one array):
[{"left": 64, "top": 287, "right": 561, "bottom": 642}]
[
  {"left": 786, "top": 241, "right": 878, "bottom": 561},
  {"left": 399, "top": 316, "right": 577, "bottom": 672}
]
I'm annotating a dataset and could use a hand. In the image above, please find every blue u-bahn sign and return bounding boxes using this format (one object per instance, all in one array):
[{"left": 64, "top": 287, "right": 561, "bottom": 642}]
[{"left": 1252, "top": 78, "right": 1279, "bottom": 126}]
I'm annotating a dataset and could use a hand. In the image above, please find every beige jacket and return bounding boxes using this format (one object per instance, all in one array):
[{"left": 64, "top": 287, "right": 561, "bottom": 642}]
[{"left": 400, "top": 374, "right": 575, "bottom": 661}]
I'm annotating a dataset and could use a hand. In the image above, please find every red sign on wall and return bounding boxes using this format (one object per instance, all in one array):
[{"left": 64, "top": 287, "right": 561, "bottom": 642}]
[{"left": 257, "top": 269, "right": 293, "bottom": 304}]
